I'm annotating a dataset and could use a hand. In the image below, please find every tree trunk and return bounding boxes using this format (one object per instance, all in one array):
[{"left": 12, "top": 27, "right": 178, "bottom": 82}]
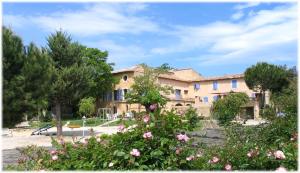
[
  {"left": 55, "top": 101, "right": 63, "bottom": 137},
  {"left": 95, "top": 97, "right": 100, "bottom": 115}
]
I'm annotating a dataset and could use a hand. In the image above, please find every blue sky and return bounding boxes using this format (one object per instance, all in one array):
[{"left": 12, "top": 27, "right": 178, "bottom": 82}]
[{"left": 3, "top": 2, "right": 298, "bottom": 76}]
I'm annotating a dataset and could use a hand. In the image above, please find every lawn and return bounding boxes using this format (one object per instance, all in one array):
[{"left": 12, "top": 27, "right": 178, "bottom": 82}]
[
  {"left": 29, "top": 117, "right": 108, "bottom": 129},
  {"left": 106, "top": 118, "right": 136, "bottom": 126}
]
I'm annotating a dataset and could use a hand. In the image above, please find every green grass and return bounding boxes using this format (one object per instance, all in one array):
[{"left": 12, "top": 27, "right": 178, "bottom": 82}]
[
  {"left": 107, "top": 119, "right": 136, "bottom": 127},
  {"left": 29, "top": 117, "right": 108, "bottom": 129}
]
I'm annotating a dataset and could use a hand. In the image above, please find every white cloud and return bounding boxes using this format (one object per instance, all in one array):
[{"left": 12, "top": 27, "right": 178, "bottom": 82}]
[
  {"left": 84, "top": 39, "right": 149, "bottom": 69},
  {"left": 234, "top": 2, "right": 261, "bottom": 10},
  {"left": 3, "top": 3, "right": 159, "bottom": 36},
  {"left": 231, "top": 11, "right": 244, "bottom": 20},
  {"left": 151, "top": 4, "right": 297, "bottom": 66}
]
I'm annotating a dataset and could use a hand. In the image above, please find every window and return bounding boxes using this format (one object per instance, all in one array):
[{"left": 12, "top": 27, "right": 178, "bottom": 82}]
[
  {"left": 184, "top": 90, "right": 188, "bottom": 94},
  {"left": 194, "top": 83, "right": 200, "bottom": 90},
  {"left": 123, "top": 75, "right": 128, "bottom": 81},
  {"left": 232, "top": 80, "right": 237, "bottom": 89},
  {"left": 114, "top": 89, "right": 123, "bottom": 101},
  {"left": 213, "top": 81, "right": 218, "bottom": 90},
  {"left": 175, "top": 89, "right": 181, "bottom": 99},
  {"left": 213, "top": 95, "right": 219, "bottom": 101},
  {"left": 203, "top": 96, "right": 208, "bottom": 103}
]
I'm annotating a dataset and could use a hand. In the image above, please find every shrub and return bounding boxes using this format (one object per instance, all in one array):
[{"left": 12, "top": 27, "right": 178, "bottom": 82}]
[
  {"left": 183, "top": 107, "right": 200, "bottom": 130},
  {"left": 212, "top": 92, "right": 249, "bottom": 125},
  {"left": 78, "top": 97, "right": 95, "bottom": 118}
]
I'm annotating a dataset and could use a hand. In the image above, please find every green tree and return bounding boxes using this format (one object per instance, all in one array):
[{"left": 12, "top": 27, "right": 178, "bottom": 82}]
[
  {"left": 244, "top": 62, "right": 290, "bottom": 108},
  {"left": 212, "top": 92, "right": 249, "bottom": 125},
  {"left": 2, "top": 27, "right": 26, "bottom": 127},
  {"left": 78, "top": 97, "right": 96, "bottom": 118},
  {"left": 47, "top": 31, "right": 92, "bottom": 136},
  {"left": 125, "top": 64, "right": 173, "bottom": 112},
  {"left": 82, "top": 48, "right": 116, "bottom": 110},
  {"left": 22, "top": 43, "right": 54, "bottom": 120}
]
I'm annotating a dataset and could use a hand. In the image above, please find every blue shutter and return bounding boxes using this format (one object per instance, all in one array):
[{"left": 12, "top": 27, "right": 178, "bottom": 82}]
[
  {"left": 213, "top": 96, "right": 218, "bottom": 101},
  {"left": 194, "top": 83, "right": 200, "bottom": 90},
  {"left": 232, "top": 80, "right": 237, "bottom": 88},
  {"left": 203, "top": 97, "right": 208, "bottom": 103},
  {"left": 213, "top": 81, "right": 218, "bottom": 90}
]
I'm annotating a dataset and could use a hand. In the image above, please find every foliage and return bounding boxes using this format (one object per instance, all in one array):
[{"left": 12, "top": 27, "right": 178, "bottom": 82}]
[
  {"left": 244, "top": 62, "right": 290, "bottom": 93},
  {"left": 212, "top": 92, "right": 249, "bottom": 125},
  {"left": 78, "top": 97, "right": 96, "bottom": 118},
  {"left": 182, "top": 107, "right": 200, "bottom": 130},
  {"left": 125, "top": 64, "right": 173, "bottom": 112},
  {"left": 22, "top": 43, "right": 54, "bottom": 120},
  {"left": 9, "top": 106, "right": 202, "bottom": 171},
  {"left": 47, "top": 31, "right": 93, "bottom": 136},
  {"left": 3, "top": 26, "right": 27, "bottom": 127},
  {"left": 244, "top": 62, "right": 291, "bottom": 108},
  {"left": 82, "top": 48, "right": 116, "bottom": 105}
]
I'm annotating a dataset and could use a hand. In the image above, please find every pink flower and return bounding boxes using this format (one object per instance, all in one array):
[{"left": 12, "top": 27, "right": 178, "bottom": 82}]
[
  {"left": 209, "top": 156, "right": 220, "bottom": 164},
  {"left": 276, "top": 166, "right": 287, "bottom": 172},
  {"left": 130, "top": 149, "right": 140, "bottom": 157},
  {"left": 52, "top": 155, "right": 58, "bottom": 161},
  {"left": 196, "top": 151, "right": 203, "bottom": 158},
  {"left": 50, "top": 150, "right": 57, "bottom": 155},
  {"left": 118, "top": 125, "right": 125, "bottom": 132},
  {"left": 274, "top": 150, "right": 286, "bottom": 160},
  {"left": 149, "top": 104, "right": 157, "bottom": 111},
  {"left": 186, "top": 155, "right": 195, "bottom": 161},
  {"left": 224, "top": 163, "right": 232, "bottom": 171},
  {"left": 247, "top": 149, "right": 259, "bottom": 158},
  {"left": 176, "top": 134, "right": 190, "bottom": 142},
  {"left": 175, "top": 148, "right": 182, "bottom": 155},
  {"left": 143, "top": 131, "right": 153, "bottom": 139},
  {"left": 143, "top": 115, "right": 150, "bottom": 123},
  {"left": 59, "top": 139, "right": 65, "bottom": 145},
  {"left": 212, "top": 156, "right": 220, "bottom": 163}
]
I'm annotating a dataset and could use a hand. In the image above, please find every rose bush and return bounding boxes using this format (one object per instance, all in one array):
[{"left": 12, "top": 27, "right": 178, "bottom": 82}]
[{"left": 5, "top": 103, "right": 297, "bottom": 171}]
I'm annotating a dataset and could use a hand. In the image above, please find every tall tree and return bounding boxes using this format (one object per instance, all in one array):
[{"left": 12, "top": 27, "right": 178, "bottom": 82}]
[
  {"left": 47, "top": 31, "right": 92, "bottom": 136},
  {"left": 22, "top": 43, "right": 54, "bottom": 120},
  {"left": 3, "top": 27, "right": 26, "bottom": 127},
  {"left": 244, "top": 62, "right": 290, "bottom": 108},
  {"left": 82, "top": 48, "right": 116, "bottom": 110},
  {"left": 125, "top": 64, "right": 173, "bottom": 112}
]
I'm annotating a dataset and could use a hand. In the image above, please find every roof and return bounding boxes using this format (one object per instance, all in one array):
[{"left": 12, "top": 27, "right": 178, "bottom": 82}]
[
  {"left": 112, "top": 65, "right": 244, "bottom": 82},
  {"left": 112, "top": 65, "right": 140, "bottom": 74},
  {"left": 199, "top": 74, "right": 244, "bottom": 82}
]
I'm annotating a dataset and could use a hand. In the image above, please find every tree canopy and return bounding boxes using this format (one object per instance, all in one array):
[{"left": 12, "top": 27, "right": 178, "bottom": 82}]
[
  {"left": 125, "top": 64, "right": 173, "bottom": 112},
  {"left": 212, "top": 92, "right": 249, "bottom": 125}
]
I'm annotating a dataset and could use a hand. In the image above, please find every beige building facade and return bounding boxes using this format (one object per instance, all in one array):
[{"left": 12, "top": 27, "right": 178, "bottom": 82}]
[{"left": 99, "top": 65, "right": 262, "bottom": 120}]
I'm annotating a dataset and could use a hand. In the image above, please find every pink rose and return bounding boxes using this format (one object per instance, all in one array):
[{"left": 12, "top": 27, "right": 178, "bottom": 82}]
[
  {"left": 176, "top": 134, "right": 189, "bottom": 142},
  {"left": 50, "top": 150, "right": 57, "bottom": 155},
  {"left": 276, "top": 166, "right": 287, "bottom": 172},
  {"left": 143, "top": 132, "right": 153, "bottom": 139},
  {"left": 224, "top": 163, "right": 232, "bottom": 171},
  {"left": 130, "top": 149, "right": 140, "bottom": 157},
  {"left": 274, "top": 150, "right": 286, "bottom": 160},
  {"left": 212, "top": 156, "right": 220, "bottom": 163},
  {"left": 186, "top": 155, "right": 195, "bottom": 161},
  {"left": 149, "top": 104, "right": 157, "bottom": 111},
  {"left": 118, "top": 125, "right": 125, "bottom": 132},
  {"left": 175, "top": 148, "right": 182, "bottom": 155},
  {"left": 196, "top": 151, "right": 203, "bottom": 158},
  {"left": 143, "top": 115, "right": 150, "bottom": 123},
  {"left": 52, "top": 155, "right": 58, "bottom": 161}
]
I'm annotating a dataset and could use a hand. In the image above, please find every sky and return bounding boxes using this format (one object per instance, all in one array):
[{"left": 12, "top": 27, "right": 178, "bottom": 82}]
[{"left": 3, "top": 2, "right": 298, "bottom": 77}]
